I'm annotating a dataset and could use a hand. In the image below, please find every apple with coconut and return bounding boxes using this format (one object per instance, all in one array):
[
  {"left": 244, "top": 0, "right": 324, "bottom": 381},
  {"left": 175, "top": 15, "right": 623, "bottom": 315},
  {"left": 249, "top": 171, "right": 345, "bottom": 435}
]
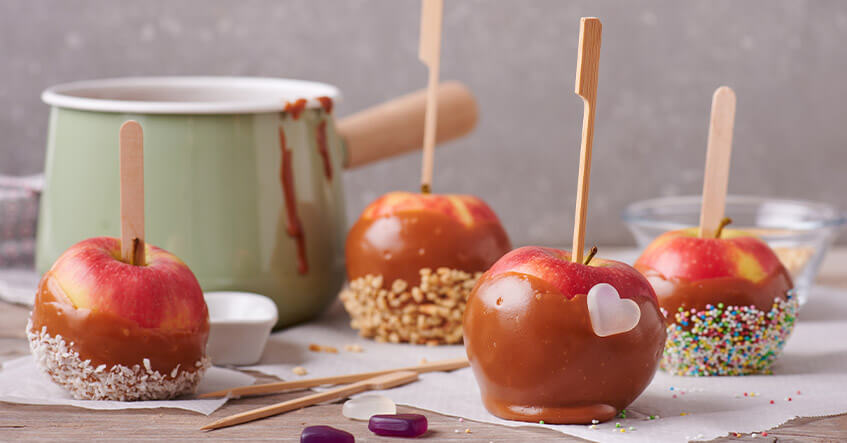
[
  {"left": 341, "top": 191, "right": 511, "bottom": 344},
  {"left": 29, "top": 237, "right": 210, "bottom": 401},
  {"left": 464, "top": 246, "right": 665, "bottom": 424},
  {"left": 27, "top": 121, "right": 210, "bottom": 400}
]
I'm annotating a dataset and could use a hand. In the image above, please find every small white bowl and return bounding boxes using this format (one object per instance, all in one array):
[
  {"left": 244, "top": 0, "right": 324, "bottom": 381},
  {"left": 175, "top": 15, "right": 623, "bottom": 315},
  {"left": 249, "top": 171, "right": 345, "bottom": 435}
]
[{"left": 204, "top": 291, "right": 278, "bottom": 366}]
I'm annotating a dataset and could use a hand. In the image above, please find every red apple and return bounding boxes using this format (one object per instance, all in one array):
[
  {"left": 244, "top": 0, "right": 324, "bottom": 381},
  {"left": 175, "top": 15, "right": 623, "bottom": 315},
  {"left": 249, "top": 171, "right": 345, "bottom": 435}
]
[
  {"left": 48, "top": 236, "right": 208, "bottom": 330},
  {"left": 28, "top": 236, "right": 210, "bottom": 400},
  {"left": 346, "top": 191, "right": 511, "bottom": 286},
  {"left": 464, "top": 246, "right": 666, "bottom": 424},
  {"left": 634, "top": 228, "right": 793, "bottom": 314}
]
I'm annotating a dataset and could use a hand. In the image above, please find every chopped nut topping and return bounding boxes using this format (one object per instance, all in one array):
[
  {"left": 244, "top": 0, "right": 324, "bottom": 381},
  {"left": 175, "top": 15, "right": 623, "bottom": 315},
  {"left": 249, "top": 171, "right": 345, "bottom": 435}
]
[
  {"left": 343, "top": 344, "right": 364, "bottom": 353},
  {"left": 308, "top": 344, "right": 339, "bottom": 354},
  {"left": 340, "top": 268, "right": 481, "bottom": 345}
]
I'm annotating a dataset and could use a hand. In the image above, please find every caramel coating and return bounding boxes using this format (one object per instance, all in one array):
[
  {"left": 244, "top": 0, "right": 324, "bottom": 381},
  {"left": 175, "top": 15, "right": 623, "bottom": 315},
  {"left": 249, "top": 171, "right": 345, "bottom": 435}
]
[
  {"left": 346, "top": 210, "right": 511, "bottom": 286},
  {"left": 464, "top": 272, "right": 665, "bottom": 424},
  {"left": 30, "top": 272, "right": 209, "bottom": 375},
  {"left": 637, "top": 267, "right": 793, "bottom": 322}
]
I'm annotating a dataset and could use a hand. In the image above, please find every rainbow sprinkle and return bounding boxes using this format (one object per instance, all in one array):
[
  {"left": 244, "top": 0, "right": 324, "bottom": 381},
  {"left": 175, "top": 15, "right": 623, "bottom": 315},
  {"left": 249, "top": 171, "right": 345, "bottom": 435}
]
[{"left": 661, "top": 291, "right": 798, "bottom": 376}]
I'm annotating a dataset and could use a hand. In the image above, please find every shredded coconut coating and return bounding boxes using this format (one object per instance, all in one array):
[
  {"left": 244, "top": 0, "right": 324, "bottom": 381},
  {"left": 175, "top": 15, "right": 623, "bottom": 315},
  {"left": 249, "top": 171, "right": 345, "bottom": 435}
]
[
  {"left": 661, "top": 291, "right": 798, "bottom": 376},
  {"left": 27, "top": 320, "right": 209, "bottom": 401},
  {"left": 340, "top": 267, "right": 480, "bottom": 345}
]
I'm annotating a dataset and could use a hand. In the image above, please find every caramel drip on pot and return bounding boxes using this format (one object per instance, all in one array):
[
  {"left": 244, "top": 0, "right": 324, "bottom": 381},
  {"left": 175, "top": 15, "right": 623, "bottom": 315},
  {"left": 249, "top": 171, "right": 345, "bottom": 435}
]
[
  {"left": 284, "top": 99, "right": 308, "bottom": 120},
  {"left": 279, "top": 126, "right": 308, "bottom": 274},
  {"left": 315, "top": 120, "right": 333, "bottom": 180},
  {"left": 316, "top": 96, "right": 334, "bottom": 114}
]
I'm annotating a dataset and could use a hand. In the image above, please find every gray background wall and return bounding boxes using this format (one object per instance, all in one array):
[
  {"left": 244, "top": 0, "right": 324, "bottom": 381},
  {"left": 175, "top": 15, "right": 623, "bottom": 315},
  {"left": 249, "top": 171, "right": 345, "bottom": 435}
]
[{"left": 2, "top": 1, "right": 846, "bottom": 246}]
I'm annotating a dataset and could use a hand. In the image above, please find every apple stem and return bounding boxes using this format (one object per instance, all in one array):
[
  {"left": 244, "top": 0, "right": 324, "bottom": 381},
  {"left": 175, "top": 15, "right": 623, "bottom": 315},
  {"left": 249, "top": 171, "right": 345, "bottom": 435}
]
[
  {"left": 583, "top": 245, "right": 598, "bottom": 266},
  {"left": 130, "top": 237, "right": 144, "bottom": 266},
  {"left": 714, "top": 217, "right": 732, "bottom": 239},
  {"left": 420, "top": 183, "right": 431, "bottom": 194}
]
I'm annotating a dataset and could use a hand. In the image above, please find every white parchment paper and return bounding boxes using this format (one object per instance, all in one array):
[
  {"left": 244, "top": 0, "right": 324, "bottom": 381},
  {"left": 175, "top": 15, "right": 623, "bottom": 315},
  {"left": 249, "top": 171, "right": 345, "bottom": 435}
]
[
  {"left": 0, "top": 357, "right": 254, "bottom": 415},
  {"left": 246, "top": 286, "right": 847, "bottom": 442}
]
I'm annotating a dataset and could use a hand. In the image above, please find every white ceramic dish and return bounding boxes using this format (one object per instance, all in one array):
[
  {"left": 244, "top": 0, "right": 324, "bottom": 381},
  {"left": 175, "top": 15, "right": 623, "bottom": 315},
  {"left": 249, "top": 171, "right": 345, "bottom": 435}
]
[{"left": 204, "top": 291, "right": 278, "bottom": 366}]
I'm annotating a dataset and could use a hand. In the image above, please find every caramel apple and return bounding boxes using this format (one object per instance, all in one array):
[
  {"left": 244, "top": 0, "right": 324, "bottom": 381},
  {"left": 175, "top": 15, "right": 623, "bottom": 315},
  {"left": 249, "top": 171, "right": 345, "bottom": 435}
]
[
  {"left": 340, "top": 191, "right": 511, "bottom": 344},
  {"left": 634, "top": 226, "right": 797, "bottom": 376},
  {"left": 28, "top": 237, "right": 210, "bottom": 400},
  {"left": 464, "top": 246, "right": 666, "bottom": 424}
]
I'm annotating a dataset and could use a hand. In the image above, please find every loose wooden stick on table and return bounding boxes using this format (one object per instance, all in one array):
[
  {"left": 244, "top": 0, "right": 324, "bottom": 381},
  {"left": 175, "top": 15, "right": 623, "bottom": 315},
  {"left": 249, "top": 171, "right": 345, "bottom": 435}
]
[
  {"left": 198, "top": 357, "right": 468, "bottom": 399},
  {"left": 571, "top": 17, "right": 602, "bottom": 263},
  {"left": 418, "top": 0, "right": 443, "bottom": 193},
  {"left": 698, "top": 86, "right": 737, "bottom": 238},
  {"left": 119, "top": 121, "right": 146, "bottom": 266},
  {"left": 201, "top": 371, "right": 419, "bottom": 431}
]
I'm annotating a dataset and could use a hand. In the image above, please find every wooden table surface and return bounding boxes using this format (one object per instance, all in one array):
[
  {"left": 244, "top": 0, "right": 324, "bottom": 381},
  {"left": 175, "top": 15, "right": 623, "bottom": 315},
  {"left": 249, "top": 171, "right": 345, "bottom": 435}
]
[{"left": 2, "top": 249, "right": 847, "bottom": 442}]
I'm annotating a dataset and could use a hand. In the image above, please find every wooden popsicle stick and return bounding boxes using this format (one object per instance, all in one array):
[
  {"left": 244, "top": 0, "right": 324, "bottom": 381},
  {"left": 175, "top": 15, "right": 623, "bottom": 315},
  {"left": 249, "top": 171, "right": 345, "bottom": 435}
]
[
  {"left": 198, "top": 357, "right": 468, "bottom": 399},
  {"left": 119, "top": 120, "right": 146, "bottom": 266},
  {"left": 571, "top": 17, "right": 602, "bottom": 263},
  {"left": 418, "top": 0, "right": 443, "bottom": 193},
  {"left": 698, "top": 86, "right": 737, "bottom": 238},
  {"left": 201, "top": 371, "right": 419, "bottom": 431}
]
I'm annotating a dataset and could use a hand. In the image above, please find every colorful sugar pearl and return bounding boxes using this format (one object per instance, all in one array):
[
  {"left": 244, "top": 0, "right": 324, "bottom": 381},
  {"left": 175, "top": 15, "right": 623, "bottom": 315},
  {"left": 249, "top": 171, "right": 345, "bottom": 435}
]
[
  {"left": 661, "top": 292, "right": 798, "bottom": 376},
  {"left": 343, "top": 394, "right": 396, "bottom": 421},
  {"left": 300, "top": 425, "right": 354, "bottom": 443},
  {"left": 368, "top": 414, "right": 428, "bottom": 437}
]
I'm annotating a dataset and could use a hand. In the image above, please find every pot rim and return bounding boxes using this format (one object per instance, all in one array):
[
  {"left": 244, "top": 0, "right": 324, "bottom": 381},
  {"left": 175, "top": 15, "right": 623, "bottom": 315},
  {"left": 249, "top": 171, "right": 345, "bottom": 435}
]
[{"left": 42, "top": 76, "right": 341, "bottom": 115}]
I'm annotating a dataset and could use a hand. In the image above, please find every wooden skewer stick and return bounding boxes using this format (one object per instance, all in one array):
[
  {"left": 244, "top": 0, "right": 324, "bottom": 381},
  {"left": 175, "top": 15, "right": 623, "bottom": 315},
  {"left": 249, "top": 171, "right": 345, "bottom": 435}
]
[
  {"left": 201, "top": 371, "right": 419, "bottom": 431},
  {"left": 698, "top": 86, "right": 736, "bottom": 238},
  {"left": 418, "top": 0, "right": 443, "bottom": 194},
  {"left": 198, "top": 357, "right": 468, "bottom": 399},
  {"left": 571, "top": 17, "right": 602, "bottom": 263},
  {"left": 119, "top": 121, "right": 146, "bottom": 266}
]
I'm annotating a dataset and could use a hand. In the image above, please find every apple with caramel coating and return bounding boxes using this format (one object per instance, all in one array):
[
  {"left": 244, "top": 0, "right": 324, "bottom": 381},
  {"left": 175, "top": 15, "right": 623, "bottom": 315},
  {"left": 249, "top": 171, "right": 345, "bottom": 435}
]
[
  {"left": 464, "top": 246, "right": 665, "bottom": 424},
  {"left": 27, "top": 237, "right": 210, "bottom": 400},
  {"left": 341, "top": 191, "right": 511, "bottom": 344},
  {"left": 346, "top": 191, "right": 511, "bottom": 286},
  {"left": 634, "top": 226, "right": 797, "bottom": 376}
]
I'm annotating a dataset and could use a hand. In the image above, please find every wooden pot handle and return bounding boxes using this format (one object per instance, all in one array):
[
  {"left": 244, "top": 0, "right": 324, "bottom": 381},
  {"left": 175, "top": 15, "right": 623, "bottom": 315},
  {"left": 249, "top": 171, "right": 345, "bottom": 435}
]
[{"left": 337, "top": 81, "right": 478, "bottom": 168}]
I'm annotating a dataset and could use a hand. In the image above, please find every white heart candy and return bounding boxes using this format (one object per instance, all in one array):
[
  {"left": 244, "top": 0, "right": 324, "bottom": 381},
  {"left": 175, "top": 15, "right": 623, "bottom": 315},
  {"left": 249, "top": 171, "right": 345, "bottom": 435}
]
[{"left": 586, "top": 283, "right": 641, "bottom": 337}]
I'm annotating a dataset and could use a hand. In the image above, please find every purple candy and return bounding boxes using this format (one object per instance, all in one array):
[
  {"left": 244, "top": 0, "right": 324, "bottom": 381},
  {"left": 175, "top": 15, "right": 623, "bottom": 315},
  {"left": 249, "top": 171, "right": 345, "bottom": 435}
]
[
  {"left": 368, "top": 413, "right": 428, "bottom": 437},
  {"left": 301, "top": 425, "right": 354, "bottom": 443}
]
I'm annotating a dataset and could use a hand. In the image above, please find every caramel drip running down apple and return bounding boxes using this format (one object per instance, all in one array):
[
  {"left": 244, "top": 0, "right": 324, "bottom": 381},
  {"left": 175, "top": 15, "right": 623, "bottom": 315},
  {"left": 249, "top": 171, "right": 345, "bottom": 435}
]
[{"left": 278, "top": 125, "right": 308, "bottom": 274}]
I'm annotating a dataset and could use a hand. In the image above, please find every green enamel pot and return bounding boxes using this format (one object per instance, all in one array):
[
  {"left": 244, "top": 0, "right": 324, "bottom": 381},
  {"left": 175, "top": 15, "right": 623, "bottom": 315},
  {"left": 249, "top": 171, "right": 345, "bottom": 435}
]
[{"left": 37, "top": 77, "right": 477, "bottom": 328}]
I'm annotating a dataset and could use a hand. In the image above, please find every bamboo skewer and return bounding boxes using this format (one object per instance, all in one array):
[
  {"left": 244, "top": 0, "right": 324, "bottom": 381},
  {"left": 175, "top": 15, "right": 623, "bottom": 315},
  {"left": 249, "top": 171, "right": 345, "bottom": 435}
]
[
  {"left": 571, "top": 17, "right": 602, "bottom": 263},
  {"left": 119, "top": 121, "right": 146, "bottom": 266},
  {"left": 418, "top": 0, "right": 443, "bottom": 193},
  {"left": 201, "top": 371, "right": 419, "bottom": 431},
  {"left": 698, "top": 86, "right": 737, "bottom": 238},
  {"left": 198, "top": 357, "right": 468, "bottom": 399}
]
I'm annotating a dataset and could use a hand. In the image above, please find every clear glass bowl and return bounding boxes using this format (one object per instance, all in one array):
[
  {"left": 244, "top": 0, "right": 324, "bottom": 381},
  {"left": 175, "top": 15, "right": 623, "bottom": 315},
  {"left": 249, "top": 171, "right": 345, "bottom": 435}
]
[{"left": 622, "top": 195, "right": 847, "bottom": 306}]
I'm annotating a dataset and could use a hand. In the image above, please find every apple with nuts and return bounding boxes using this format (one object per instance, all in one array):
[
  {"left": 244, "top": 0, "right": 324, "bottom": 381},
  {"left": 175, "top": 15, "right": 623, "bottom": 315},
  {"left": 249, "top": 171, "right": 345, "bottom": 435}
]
[
  {"left": 464, "top": 246, "right": 666, "bottom": 424},
  {"left": 341, "top": 191, "right": 511, "bottom": 344},
  {"left": 345, "top": 191, "right": 511, "bottom": 286}
]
